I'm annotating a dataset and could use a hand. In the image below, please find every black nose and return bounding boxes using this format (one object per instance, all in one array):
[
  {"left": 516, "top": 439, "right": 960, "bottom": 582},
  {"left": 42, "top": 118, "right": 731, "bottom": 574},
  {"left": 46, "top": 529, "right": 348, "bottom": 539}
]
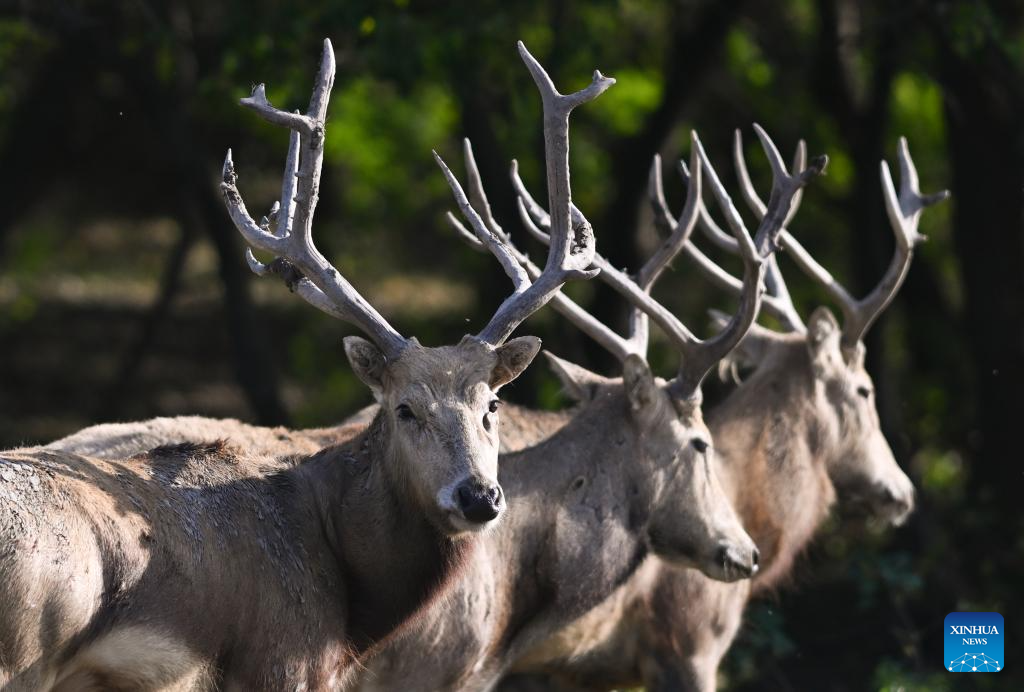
[
  {"left": 456, "top": 480, "right": 503, "bottom": 524},
  {"left": 752, "top": 547, "right": 760, "bottom": 568}
]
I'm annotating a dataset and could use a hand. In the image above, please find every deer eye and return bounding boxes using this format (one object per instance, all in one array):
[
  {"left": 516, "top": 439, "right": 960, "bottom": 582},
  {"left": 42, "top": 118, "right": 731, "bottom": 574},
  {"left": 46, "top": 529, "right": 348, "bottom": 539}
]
[
  {"left": 856, "top": 386, "right": 871, "bottom": 399},
  {"left": 396, "top": 404, "right": 417, "bottom": 421},
  {"left": 488, "top": 400, "right": 501, "bottom": 414},
  {"left": 690, "top": 438, "right": 709, "bottom": 454}
]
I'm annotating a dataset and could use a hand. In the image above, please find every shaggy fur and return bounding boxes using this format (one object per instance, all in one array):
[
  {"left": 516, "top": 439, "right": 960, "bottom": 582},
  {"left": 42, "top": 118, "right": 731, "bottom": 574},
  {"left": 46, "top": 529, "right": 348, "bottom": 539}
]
[
  {"left": 497, "top": 311, "right": 916, "bottom": 692},
  {"left": 0, "top": 421, "right": 475, "bottom": 689},
  {"left": 36, "top": 358, "right": 755, "bottom": 692},
  {"left": 352, "top": 362, "right": 754, "bottom": 692},
  {"left": 1, "top": 337, "right": 539, "bottom": 690}
]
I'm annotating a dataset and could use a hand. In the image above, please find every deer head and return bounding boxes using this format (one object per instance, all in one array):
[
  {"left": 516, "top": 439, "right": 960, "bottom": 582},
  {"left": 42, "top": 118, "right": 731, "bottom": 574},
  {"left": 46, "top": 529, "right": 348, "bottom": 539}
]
[
  {"left": 543, "top": 350, "right": 753, "bottom": 582},
  {"left": 449, "top": 125, "right": 825, "bottom": 580},
  {"left": 221, "top": 40, "right": 610, "bottom": 535},
  {"left": 675, "top": 134, "right": 948, "bottom": 526}
]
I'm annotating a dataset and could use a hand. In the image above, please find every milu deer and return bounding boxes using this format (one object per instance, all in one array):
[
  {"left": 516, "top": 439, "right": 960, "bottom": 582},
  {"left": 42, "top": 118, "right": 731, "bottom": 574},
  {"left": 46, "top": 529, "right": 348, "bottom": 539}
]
[
  {"left": 32, "top": 49, "right": 808, "bottom": 692},
  {"left": 0, "top": 39, "right": 607, "bottom": 691},
  {"left": 342, "top": 106, "right": 827, "bottom": 689},
  {"left": 496, "top": 136, "right": 948, "bottom": 692}
]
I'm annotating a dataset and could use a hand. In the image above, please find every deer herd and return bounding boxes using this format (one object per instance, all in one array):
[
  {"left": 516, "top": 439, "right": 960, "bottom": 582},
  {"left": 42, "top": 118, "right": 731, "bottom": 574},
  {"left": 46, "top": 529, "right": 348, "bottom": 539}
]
[{"left": 0, "top": 38, "right": 948, "bottom": 692}]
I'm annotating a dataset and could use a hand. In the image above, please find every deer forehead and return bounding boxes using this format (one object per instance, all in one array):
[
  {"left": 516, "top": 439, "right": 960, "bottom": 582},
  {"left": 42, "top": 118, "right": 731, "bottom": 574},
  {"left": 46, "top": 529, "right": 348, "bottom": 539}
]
[{"left": 387, "top": 345, "right": 496, "bottom": 400}]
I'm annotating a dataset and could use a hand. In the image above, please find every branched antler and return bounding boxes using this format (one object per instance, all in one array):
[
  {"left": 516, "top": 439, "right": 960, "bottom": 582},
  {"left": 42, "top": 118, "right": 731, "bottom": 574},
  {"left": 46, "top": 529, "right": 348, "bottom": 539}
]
[
  {"left": 648, "top": 132, "right": 812, "bottom": 331},
  {"left": 221, "top": 39, "right": 408, "bottom": 359},
  {"left": 514, "top": 126, "right": 826, "bottom": 398},
  {"left": 738, "top": 135, "right": 948, "bottom": 358},
  {"left": 435, "top": 41, "right": 613, "bottom": 345},
  {"left": 446, "top": 141, "right": 636, "bottom": 361}
]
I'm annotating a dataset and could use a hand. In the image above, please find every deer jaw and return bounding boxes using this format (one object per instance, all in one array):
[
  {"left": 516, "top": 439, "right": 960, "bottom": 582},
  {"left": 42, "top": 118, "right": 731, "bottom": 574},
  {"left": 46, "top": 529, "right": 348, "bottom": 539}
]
[{"left": 345, "top": 335, "right": 539, "bottom": 536}]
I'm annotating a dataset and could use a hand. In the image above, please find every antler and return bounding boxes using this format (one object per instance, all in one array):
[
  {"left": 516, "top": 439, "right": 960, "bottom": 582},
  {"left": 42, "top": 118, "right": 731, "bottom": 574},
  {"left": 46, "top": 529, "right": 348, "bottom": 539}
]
[
  {"left": 747, "top": 136, "right": 949, "bottom": 357},
  {"left": 447, "top": 140, "right": 637, "bottom": 362},
  {"left": 515, "top": 126, "right": 826, "bottom": 398},
  {"left": 434, "top": 41, "right": 613, "bottom": 345},
  {"left": 649, "top": 132, "right": 812, "bottom": 332},
  {"left": 221, "top": 39, "right": 409, "bottom": 360}
]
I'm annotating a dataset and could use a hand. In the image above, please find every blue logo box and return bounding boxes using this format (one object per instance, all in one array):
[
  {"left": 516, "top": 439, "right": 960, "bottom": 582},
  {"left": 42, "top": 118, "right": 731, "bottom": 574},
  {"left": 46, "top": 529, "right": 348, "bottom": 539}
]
[{"left": 945, "top": 612, "right": 1003, "bottom": 672}]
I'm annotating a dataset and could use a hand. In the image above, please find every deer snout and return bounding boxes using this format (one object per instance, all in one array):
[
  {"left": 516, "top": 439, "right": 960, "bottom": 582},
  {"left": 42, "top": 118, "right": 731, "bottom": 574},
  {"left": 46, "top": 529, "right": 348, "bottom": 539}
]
[
  {"left": 714, "top": 537, "right": 760, "bottom": 582},
  {"left": 454, "top": 479, "right": 504, "bottom": 525},
  {"left": 878, "top": 480, "right": 915, "bottom": 526}
]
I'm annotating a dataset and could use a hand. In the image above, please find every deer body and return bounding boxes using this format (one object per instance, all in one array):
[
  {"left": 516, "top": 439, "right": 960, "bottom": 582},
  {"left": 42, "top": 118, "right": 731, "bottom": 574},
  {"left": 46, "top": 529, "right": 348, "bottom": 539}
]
[
  {"left": 0, "top": 337, "right": 550, "bottom": 690},
  {"left": 43, "top": 415, "right": 358, "bottom": 461},
  {"left": 0, "top": 421, "right": 468, "bottom": 690},
  {"left": 24, "top": 364, "right": 756, "bottom": 692}
]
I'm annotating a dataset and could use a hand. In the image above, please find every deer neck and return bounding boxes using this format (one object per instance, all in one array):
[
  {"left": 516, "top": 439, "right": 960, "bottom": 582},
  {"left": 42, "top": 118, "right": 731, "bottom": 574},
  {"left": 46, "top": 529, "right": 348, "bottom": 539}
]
[
  {"left": 488, "top": 391, "right": 650, "bottom": 650},
  {"left": 709, "top": 352, "right": 836, "bottom": 589},
  {"left": 304, "top": 413, "right": 474, "bottom": 657}
]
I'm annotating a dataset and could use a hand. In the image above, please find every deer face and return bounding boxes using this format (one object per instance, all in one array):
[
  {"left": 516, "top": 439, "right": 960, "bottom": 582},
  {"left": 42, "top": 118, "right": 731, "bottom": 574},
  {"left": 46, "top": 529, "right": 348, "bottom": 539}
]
[
  {"left": 546, "top": 353, "right": 758, "bottom": 581},
  {"left": 345, "top": 335, "right": 540, "bottom": 535},
  {"left": 615, "top": 356, "right": 759, "bottom": 582},
  {"left": 805, "top": 308, "right": 915, "bottom": 525}
]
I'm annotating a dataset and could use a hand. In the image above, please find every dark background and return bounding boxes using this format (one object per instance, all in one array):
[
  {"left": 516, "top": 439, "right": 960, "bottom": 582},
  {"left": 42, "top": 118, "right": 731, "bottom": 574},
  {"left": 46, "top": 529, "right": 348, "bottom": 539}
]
[{"left": 0, "top": 1, "right": 1020, "bottom": 689}]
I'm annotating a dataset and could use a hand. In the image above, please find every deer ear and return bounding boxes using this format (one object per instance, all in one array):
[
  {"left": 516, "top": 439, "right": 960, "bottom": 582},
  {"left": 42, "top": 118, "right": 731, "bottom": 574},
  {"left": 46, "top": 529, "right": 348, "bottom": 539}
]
[
  {"left": 622, "top": 354, "right": 658, "bottom": 413},
  {"left": 806, "top": 307, "right": 842, "bottom": 376},
  {"left": 490, "top": 336, "right": 542, "bottom": 390},
  {"left": 543, "top": 351, "right": 608, "bottom": 403},
  {"left": 344, "top": 336, "right": 387, "bottom": 400}
]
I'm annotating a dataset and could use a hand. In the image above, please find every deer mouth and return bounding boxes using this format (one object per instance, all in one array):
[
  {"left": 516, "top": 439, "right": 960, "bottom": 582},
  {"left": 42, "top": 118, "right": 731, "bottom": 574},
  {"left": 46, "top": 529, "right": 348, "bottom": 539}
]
[
  {"left": 837, "top": 480, "right": 915, "bottom": 526},
  {"left": 873, "top": 488, "right": 914, "bottom": 526},
  {"left": 647, "top": 528, "right": 759, "bottom": 583},
  {"left": 443, "top": 505, "right": 505, "bottom": 535},
  {"left": 712, "top": 543, "right": 760, "bottom": 582}
]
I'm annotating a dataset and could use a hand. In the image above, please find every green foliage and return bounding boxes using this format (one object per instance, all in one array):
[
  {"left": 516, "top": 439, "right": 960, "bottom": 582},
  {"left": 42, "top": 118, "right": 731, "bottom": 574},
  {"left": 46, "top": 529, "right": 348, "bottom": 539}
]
[
  {"left": 326, "top": 76, "right": 457, "bottom": 210},
  {"left": 589, "top": 68, "right": 662, "bottom": 137},
  {"left": 727, "top": 28, "right": 774, "bottom": 89}
]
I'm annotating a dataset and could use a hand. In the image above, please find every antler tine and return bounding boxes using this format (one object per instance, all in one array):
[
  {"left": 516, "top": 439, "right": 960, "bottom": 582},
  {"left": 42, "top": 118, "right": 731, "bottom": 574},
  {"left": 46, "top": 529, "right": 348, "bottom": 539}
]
[
  {"left": 624, "top": 141, "right": 703, "bottom": 355},
  {"left": 437, "top": 42, "right": 613, "bottom": 346},
  {"left": 442, "top": 140, "right": 635, "bottom": 361},
  {"left": 783, "top": 139, "right": 807, "bottom": 227},
  {"left": 690, "top": 161, "right": 740, "bottom": 254},
  {"left": 514, "top": 126, "right": 824, "bottom": 396},
  {"left": 841, "top": 137, "right": 950, "bottom": 350},
  {"left": 730, "top": 130, "right": 812, "bottom": 331},
  {"left": 272, "top": 124, "right": 300, "bottom": 238},
  {"left": 774, "top": 137, "right": 947, "bottom": 356},
  {"left": 637, "top": 137, "right": 703, "bottom": 290},
  {"left": 650, "top": 148, "right": 802, "bottom": 330},
  {"left": 221, "top": 39, "right": 408, "bottom": 359},
  {"left": 434, "top": 143, "right": 531, "bottom": 293}
]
